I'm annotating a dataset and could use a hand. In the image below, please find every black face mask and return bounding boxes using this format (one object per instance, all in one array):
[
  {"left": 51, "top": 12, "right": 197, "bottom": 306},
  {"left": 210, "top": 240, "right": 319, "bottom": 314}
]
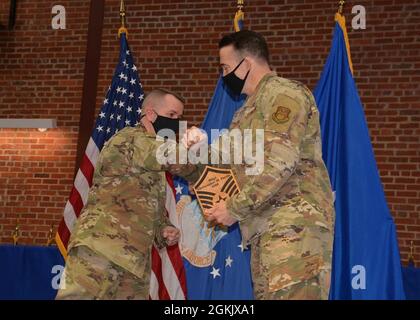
[
  {"left": 152, "top": 114, "right": 180, "bottom": 137},
  {"left": 222, "top": 58, "right": 250, "bottom": 97}
]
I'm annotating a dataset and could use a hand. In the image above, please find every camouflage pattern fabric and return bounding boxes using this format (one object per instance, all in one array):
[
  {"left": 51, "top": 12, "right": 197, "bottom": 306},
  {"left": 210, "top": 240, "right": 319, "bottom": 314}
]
[
  {"left": 57, "top": 125, "right": 173, "bottom": 299},
  {"left": 182, "top": 72, "right": 335, "bottom": 299},
  {"left": 56, "top": 245, "right": 149, "bottom": 300},
  {"left": 228, "top": 72, "right": 334, "bottom": 300}
]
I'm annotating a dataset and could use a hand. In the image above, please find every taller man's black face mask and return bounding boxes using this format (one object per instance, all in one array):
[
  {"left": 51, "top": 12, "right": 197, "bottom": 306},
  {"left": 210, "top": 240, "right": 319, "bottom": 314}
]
[{"left": 222, "top": 58, "right": 250, "bottom": 97}]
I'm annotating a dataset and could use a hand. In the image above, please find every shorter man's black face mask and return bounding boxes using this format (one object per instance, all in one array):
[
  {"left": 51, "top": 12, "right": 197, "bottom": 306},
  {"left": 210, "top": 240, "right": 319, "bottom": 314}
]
[
  {"left": 152, "top": 114, "right": 180, "bottom": 136},
  {"left": 222, "top": 58, "right": 250, "bottom": 97}
]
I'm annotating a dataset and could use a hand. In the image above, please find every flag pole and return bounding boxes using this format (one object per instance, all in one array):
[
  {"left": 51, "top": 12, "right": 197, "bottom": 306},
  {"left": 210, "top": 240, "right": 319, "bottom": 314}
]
[
  {"left": 408, "top": 240, "right": 415, "bottom": 266},
  {"left": 12, "top": 224, "right": 19, "bottom": 245},
  {"left": 335, "top": 0, "right": 354, "bottom": 75},
  {"left": 237, "top": 0, "right": 244, "bottom": 12},
  {"left": 234, "top": 0, "right": 245, "bottom": 32},
  {"left": 118, "top": 0, "right": 128, "bottom": 38},
  {"left": 46, "top": 225, "right": 55, "bottom": 246},
  {"left": 338, "top": 0, "right": 345, "bottom": 15}
]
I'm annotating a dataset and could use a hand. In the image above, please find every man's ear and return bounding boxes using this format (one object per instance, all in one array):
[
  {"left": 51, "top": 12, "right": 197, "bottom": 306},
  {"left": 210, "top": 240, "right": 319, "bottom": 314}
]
[
  {"left": 145, "top": 108, "right": 157, "bottom": 123},
  {"left": 244, "top": 56, "right": 253, "bottom": 71}
]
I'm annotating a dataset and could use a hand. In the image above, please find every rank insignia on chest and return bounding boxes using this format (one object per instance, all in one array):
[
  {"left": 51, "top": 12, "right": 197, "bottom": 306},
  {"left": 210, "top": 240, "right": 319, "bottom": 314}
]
[{"left": 272, "top": 105, "right": 291, "bottom": 124}]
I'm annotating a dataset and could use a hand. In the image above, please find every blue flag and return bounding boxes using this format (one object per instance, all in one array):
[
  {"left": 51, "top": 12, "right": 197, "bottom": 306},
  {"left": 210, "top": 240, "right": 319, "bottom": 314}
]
[
  {"left": 175, "top": 76, "right": 253, "bottom": 300},
  {"left": 201, "top": 77, "right": 245, "bottom": 142},
  {"left": 313, "top": 14, "right": 406, "bottom": 299},
  {"left": 175, "top": 8, "right": 254, "bottom": 299},
  {"left": 402, "top": 264, "right": 420, "bottom": 300},
  {"left": 0, "top": 245, "right": 64, "bottom": 300}
]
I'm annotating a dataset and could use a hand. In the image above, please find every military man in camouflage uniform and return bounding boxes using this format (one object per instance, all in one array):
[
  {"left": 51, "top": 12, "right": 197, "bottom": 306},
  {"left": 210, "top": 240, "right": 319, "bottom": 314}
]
[
  {"left": 56, "top": 89, "right": 184, "bottom": 300},
  {"left": 174, "top": 31, "right": 335, "bottom": 300}
]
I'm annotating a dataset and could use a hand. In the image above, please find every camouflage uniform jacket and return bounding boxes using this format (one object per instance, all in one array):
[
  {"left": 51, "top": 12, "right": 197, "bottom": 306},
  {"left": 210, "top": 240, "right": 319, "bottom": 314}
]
[
  {"left": 184, "top": 72, "right": 335, "bottom": 246},
  {"left": 68, "top": 125, "right": 172, "bottom": 279}
]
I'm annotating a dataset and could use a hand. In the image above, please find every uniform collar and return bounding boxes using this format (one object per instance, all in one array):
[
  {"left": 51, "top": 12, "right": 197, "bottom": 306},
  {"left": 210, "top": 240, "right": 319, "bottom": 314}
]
[
  {"left": 136, "top": 119, "right": 157, "bottom": 137},
  {"left": 243, "top": 71, "right": 277, "bottom": 104},
  {"left": 248, "top": 71, "right": 277, "bottom": 98}
]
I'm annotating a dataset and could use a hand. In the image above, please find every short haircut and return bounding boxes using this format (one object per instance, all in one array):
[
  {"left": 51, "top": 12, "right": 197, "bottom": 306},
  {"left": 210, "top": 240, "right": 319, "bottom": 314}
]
[
  {"left": 143, "top": 88, "right": 185, "bottom": 111},
  {"left": 219, "top": 30, "right": 270, "bottom": 63}
]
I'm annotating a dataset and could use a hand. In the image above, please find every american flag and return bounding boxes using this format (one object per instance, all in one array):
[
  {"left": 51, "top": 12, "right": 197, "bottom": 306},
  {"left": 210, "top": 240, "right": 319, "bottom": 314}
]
[
  {"left": 150, "top": 172, "right": 187, "bottom": 300},
  {"left": 55, "top": 33, "right": 187, "bottom": 300}
]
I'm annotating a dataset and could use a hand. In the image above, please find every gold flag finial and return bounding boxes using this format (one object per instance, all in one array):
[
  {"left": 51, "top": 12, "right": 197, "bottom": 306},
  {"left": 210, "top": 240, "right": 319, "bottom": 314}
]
[
  {"left": 12, "top": 225, "right": 19, "bottom": 245},
  {"left": 46, "top": 225, "right": 55, "bottom": 246},
  {"left": 118, "top": 0, "right": 128, "bottom": 38},
  {"left": 234, "top": 0, "right": 245, "bottom": 32},
  {"left": 408, "top": 240, "right": 415, "bottom": 266},
  {"left": 338, "top": 0, "right": 346, "bottom": 14}
]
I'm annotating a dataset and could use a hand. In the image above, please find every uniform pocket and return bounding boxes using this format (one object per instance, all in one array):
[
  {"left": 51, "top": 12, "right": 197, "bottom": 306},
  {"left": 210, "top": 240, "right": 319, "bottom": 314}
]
[
  {"left": 260, "top": 201, "right": 333, "bottom": 293},
  {"left": 69, "top": 246, "right": 123, "bottom": 299}
]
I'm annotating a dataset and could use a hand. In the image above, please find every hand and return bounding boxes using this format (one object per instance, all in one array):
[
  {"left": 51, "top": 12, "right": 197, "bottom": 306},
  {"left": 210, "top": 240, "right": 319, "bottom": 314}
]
[
  {"left": 166, "top": 163, "right": 195, "bottom": 177},
  {"left": 204, "top": 201, "right": 237, "bottom": 227},
  {"left": 181, "top": 126, "right": 207, "bottom": 149},
  {"left": 188, "top": 184, "right": 195, "bottom": 195},
  {"left": 161, "top": 226, "right": 180, "bottom": 246},
  {"left": 166, "top": 164, "right": 183, "bottom": 176}
]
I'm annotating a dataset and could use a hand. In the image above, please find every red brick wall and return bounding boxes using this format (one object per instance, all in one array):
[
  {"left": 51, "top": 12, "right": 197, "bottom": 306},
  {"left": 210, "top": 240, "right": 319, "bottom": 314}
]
[
  {"left": 0, "top": 1, "right": 10, "bottom": 28},
  {"left": 0, "top": 0, "right": 419, "bottom": 265},
  {"left": 0, "top": 0, "right": 89, "bottom": 244}
]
